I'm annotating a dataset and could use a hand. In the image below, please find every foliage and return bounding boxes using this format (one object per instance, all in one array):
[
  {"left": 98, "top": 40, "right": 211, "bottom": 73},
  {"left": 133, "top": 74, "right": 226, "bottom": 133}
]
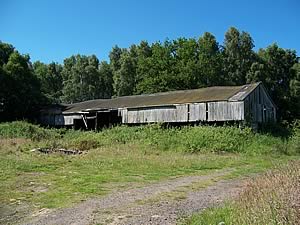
[
  {"left": 248, "top": 44, "right": 299, "bottom": 120},
  {"left": 223, "top": 27, "right": 255, "bottom": 85},
  {"left": 0, "top": 42, "right": 44, "bottom": 120},
  {"left": 0, "top": 121, "right": 60, "bottom": 141},
  {"left": 61, "top": 54, "right": 112, "bottom": 103},
  {"left": 33, "top": 61, "right": 63, "bottom": 103},
  {"left": 1, "top": 26, "right": 299, "bottom": 121},
  {"left": 1, "top": 121, "right": 299, "bottom": 155}
]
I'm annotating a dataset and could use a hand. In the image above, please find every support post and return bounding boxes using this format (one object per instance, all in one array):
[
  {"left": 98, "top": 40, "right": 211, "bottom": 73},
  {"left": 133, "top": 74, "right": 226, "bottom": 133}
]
[
  {"left": 81, "top": 114, "right": 88, "bottom": 129},
  {"left": 95, "top": 112, "right": 98, "bottom": 131}
]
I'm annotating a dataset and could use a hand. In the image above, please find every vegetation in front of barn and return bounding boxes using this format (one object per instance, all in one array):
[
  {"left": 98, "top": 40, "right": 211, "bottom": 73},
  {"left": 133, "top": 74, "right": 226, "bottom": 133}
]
[
  {"left": 183, "top": 160, "right": 300, "bottom": 225},
  {"left": 0, "top": 121, "right": 299, "bottom": 210},
  {"left": 1, "top": 121, "right": 299, "bottom": 155}
]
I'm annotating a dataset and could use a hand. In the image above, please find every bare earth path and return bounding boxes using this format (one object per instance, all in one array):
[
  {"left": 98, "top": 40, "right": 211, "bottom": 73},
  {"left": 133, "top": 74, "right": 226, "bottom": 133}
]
[{"left": 22, "top": 170, "right": 245, "bottom": 225}]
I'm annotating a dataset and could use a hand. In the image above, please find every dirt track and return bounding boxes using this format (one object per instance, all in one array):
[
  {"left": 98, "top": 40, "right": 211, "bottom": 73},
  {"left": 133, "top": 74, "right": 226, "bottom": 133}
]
[{"left": 21, "top": 170, "right": 244, "bottom": 225}]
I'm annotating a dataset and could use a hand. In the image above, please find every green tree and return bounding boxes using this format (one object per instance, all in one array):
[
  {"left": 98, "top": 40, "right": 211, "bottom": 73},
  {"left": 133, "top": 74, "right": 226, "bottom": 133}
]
[
  {"left": 247, "top": 44, "right": 298, "bottom": 120},
  {"left": 136, "top": 40, "right": 178, "bottom": 93},
  {"left": 114, "top": 50, "right": 137, "bottom": 96},
  {"left": 290, "top": 62, "right": 300, "bottom": 97},
  {"left": 135, "top": 41, "right": 152, "bottom": 94},
  {"left": 173, "top": 38, "right": 199, "bottom": 89},
  {"left": 0, "top": 42, "right": 15, "bottom": 117},
  {"left": 61, "top": 54, "right": 105, "bottom": 103},
  {"left": 290, "top": 62, "right": 300, "bottom": 118},
  {"left": 0, "top": 42, "right": 14, "bottom": 66},
  {"left": 1, "top": 49, "right": 42, "bottom": 120},
  {"left": 197, "top": 32, "right": 223, "bottom": 86},
  {"left": 33, "top": 61, "right": 63, "bottom": 103},
  {"left": 223, "top": 27, "right": 255, "bottom": 85},
  {"left": 109, "top": 45, "right": 128, "bottom": 95},
  {"left": 98, "top": 61, "right": 113, "bottom": 98}
]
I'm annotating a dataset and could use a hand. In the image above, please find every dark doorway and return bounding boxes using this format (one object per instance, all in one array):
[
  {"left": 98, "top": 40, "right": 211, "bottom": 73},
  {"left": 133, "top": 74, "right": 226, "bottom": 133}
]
[{"left": 96, "top": 110, "right": 121, "bottom": 129}]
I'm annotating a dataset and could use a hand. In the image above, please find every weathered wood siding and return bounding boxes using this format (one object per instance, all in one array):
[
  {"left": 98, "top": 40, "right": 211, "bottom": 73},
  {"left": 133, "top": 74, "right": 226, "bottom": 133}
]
[
  {"left": 40, "top": 114, "right": 81, "bottom": 126},
  {"left": 207, "top": 101, "right": 244, "bottom": 121},
  {"left": 63, "top": 115, "right": 82, "bottom": 125},
  {"left": 189, "top": 103, "right": 206, "bottom": 121},
  {"left": 244, "top": 85, "right": 276, "bottom": 123},
  {"left": 121, "top": 102, "right": 247, "bottom": 123},
  {"left": 120, "top": 103, "right": 209, "bottom": 124},
  {"left": 120, "top": 105, "right": 188, "bottom": 123}
]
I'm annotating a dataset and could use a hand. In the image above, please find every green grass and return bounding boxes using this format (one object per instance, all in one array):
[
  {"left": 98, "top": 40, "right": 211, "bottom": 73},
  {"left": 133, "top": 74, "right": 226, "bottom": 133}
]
[
  {"left": 183, "top": 203, "right": 236, "bottom": 225},
  {"left": 0, "top": 121, "right": 299, "bottom": 210}
]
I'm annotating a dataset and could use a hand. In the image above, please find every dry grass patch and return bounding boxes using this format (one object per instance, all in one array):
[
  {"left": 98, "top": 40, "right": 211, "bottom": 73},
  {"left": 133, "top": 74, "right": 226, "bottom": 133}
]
[
  {"left": 185, "top": 160, "right": 300, "bottom": 225},
  {"left": 236, "top": 161, "right": 300, "bottom": 224}
]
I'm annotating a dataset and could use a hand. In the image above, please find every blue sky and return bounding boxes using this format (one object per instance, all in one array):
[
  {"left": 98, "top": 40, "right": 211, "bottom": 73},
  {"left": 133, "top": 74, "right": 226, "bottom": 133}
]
[{"left": 0, "top": 0, "right": 299, "bottom": 63}]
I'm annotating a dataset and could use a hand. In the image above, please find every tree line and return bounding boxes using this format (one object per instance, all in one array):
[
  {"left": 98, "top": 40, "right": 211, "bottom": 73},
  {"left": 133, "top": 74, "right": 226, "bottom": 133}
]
[{"left": 0, "top": 27, "right": 299, "bottom": 121}]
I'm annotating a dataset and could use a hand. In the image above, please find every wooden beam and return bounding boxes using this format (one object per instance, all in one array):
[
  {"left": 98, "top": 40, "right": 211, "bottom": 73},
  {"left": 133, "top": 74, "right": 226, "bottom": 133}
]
[{"left": 81, "top": 114, "right": 88, "bottom": 129}]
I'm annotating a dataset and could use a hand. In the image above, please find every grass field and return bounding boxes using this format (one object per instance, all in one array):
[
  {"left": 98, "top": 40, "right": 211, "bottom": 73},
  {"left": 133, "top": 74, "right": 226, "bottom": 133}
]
[{"left": 0, "top": 121, "right": 299, "bottom": 222}]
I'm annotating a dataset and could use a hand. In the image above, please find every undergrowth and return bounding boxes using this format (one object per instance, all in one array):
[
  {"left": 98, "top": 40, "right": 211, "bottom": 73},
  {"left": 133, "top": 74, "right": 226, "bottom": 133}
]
[
  {"left": 0, "top": 121, "right": 299, "bottom": 155},
  {"left": 0, "top": 121, "right": 299, "bottom": 212}
]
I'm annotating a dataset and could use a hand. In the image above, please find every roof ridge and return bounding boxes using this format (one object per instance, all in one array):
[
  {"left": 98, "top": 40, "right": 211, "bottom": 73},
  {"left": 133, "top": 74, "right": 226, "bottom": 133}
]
[
  {"left": 113, "top": 84, "right": 247, "bottom": 100},
  {"left": 60, "top": 82, "right": 262, "bottom": 113}
]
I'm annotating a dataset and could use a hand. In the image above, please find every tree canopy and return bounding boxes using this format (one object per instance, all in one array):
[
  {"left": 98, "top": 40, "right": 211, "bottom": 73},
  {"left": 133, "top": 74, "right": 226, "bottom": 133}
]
[{"left": 0, "top": 27, "right": 299, "bottom": 121}]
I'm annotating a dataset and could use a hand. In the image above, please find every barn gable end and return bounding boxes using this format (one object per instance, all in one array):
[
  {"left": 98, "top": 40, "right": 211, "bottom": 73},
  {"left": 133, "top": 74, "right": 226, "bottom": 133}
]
[{"left": 243, "top": 83, "right": 276, "bottom": 124}]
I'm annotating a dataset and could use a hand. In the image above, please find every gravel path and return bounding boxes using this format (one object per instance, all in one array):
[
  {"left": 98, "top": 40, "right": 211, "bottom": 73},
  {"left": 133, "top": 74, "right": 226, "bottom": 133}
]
[{"left": 22, "top": 170, "right": 245, "bottom": 225}]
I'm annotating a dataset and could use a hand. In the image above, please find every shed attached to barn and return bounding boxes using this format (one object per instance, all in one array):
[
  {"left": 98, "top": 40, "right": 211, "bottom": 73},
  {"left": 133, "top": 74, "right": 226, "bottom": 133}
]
[{"left": 39, "top": 82, "right": 276, "bottom": 129}]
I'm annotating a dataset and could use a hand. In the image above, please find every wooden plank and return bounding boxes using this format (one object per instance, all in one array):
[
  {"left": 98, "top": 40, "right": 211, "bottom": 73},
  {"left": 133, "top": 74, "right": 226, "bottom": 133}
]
[
  {"left": 176, "top": 105, "right": 188, "bottom": 122},
  {"left": 189, "top": 103, "right": 206, "bottom": 121},
  {"left": 208, "top": 101, "right": 244, "bottom": 121},
  {"left": 123, "top": 106, "right": 179, "bottom": 123}
]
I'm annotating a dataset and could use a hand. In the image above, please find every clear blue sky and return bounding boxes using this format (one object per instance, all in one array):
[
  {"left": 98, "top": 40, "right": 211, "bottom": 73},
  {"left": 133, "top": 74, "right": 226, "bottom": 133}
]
[{"left": 1, "top": 0, "right": 299, "bottom": 64}]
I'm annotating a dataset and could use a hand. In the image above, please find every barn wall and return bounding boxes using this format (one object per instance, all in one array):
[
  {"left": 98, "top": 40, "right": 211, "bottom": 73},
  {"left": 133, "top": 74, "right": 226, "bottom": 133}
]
[
  {"left": 121, "top": 103, "right": 209, "bottom": 124},
  {"left": 189, "top": 103, "right": 206, "bottom": 121},
  {"left": 54, "top": 115, "right": 65, "bottom": 125},
  {"left": 39, "top": 115, "right": 55, "bottom": 126},
  {"left": 207, "top": 101, "right": 244, "bottom": 121},
  {"left": 176, "top": 105, "right": 188, "bottom": 122},
  {"left": 120, "top": 105, "right": 184, "bottom": 123},
  {"left": 65, "top": 115, "right": 82, "bottom": 125},
  {"left": 244, "top": 85, "right": 276, "bottom": 123},
  {"left": 120, "top": 102, "right": 244, "bottom": 124},
  {"left": 40, "top": 114, "right": 82, "bottom": 126}
]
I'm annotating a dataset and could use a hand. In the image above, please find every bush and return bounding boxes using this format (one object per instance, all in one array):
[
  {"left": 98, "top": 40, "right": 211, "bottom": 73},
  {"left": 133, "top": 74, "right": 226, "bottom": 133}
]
[
  {"left": 0, "top": 121, "right": 59, "bottom": 141},
  {"left": 0, "top": 121, "right": 299, "bottom": 155}
]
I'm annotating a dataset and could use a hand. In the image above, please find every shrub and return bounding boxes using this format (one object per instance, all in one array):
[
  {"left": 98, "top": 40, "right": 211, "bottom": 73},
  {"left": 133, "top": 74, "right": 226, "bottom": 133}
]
[
  {"left": 0, "top": 121, "right": 58, "bottom": 141},
  {"left": 0, "top": 121, "right": 299, "bottom": 155}
]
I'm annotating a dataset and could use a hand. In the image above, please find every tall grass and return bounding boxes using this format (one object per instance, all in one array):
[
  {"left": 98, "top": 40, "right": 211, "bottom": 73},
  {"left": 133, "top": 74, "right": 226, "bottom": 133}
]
[
  {"left": 185, "top": 161, "right": 300, "bottom": 225},
  {"left": 0, "top": 121, "right": 299, "bottom": 155},
  {"left": 60, "top": 123, "right": 299, "bottom": 155},
  {"left": 0, "top": 121, "right": 60, "bottom": 141},
  {"left": 0, "top": 121, "right": 298, "bottom": 210}
]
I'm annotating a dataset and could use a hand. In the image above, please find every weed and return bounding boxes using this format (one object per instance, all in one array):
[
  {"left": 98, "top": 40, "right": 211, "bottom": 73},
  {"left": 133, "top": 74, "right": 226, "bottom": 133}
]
[{"left": 0, "top": 121, "right": 299, "bottom": 211}]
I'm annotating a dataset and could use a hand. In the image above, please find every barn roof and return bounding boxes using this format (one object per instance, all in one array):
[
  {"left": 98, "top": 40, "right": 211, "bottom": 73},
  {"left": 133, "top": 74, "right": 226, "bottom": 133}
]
[{"left": 63, "top": 82, "right": 261, "bottom": 113}]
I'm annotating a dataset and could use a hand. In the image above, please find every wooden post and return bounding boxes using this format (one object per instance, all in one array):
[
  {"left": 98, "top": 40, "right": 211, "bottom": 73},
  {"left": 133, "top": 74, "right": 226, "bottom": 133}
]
[
  {"left": 95, "top": 112, "right": 98, "bottom": 131},
  {"left": 81, "top": 114, "right": 88, "bottom": 129}
]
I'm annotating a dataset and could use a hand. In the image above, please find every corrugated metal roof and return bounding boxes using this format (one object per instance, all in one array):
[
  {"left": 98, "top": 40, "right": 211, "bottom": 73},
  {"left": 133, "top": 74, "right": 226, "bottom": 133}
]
[{"left": 63, "top": 82, "right": 261, "bottom": 113}]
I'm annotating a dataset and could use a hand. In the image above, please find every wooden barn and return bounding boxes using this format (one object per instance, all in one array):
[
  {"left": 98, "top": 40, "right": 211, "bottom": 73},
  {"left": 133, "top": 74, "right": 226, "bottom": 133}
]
[{"left": 39, "top": 82, "right": 276, "bottom": 129}]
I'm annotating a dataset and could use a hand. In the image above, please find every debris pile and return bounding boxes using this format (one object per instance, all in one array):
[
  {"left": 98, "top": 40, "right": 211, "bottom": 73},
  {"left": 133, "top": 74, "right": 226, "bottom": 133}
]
[{"left": 30, "top": 148, "right": 83, "bottom": 155}]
